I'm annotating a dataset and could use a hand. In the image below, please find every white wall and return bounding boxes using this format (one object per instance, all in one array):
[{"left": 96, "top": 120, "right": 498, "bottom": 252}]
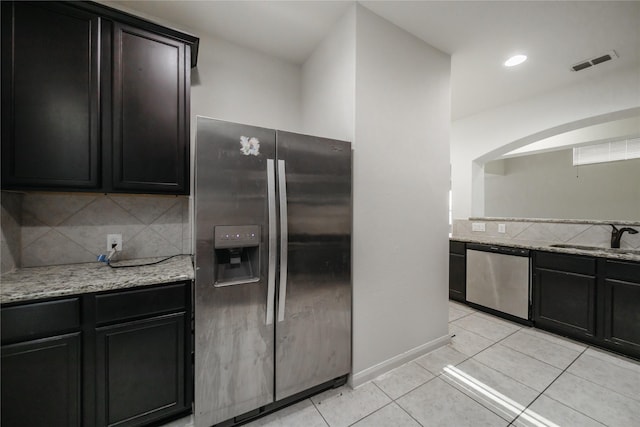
[
  {"left": 301, "top": 7, "right": 356, "bottom": 142},
  {"left": 451, "top": 64, "right": 640, "bottom": 219},
  {"left": 191, "top": 33, "right": 303, "bottom": 133},
  {"left": 351, "top": 5, "right": 451, "bottom": 385},
  {"left": 485, "top": 150, "right": 640, "bottom": 220}
]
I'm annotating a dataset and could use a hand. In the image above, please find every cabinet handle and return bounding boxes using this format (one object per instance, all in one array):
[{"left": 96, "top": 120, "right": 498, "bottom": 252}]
[
  {"left": 277, "top": 160, "right": 288, "bottom": 323},
  {"left": 266, "top": 159, "right": 277, "bottom": 325}
]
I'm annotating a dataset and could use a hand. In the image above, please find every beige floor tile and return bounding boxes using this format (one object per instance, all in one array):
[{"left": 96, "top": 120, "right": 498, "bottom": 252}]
[
  {"left": 512, "top": 395, "right": 605, "bottom": 427},
  {"left": 501, "top": 329, "right": 582, "bottom": 369},
  {"left": 373, "top": 361, "right": 434, "bottom": 400},
  {"left": 351, "top": 402, "right": 421, "bottom": 427},
  {"left": 397, "top": 377, "right": 507, "bottom": 427},
  {"left": 449, "top": 324, "right": 495, "bottom": 356},
  {"left": 442, "top": 358, "right": 538, "bottom": 422},
  {"left": 311, "top": 383, "right": 391, "bottom": 427},
  {"left": 473, "top": 344, "right": 562, "bottom": 392},
  {"left": 452, "top": 313, "right": 520, "bottom": 342},
  {"left": 545, "top": 372, "right": 640, "bottom": 426},
  {"left": 519, "top": 327, "right": 587, "bottom": 353},
  {"left": 567, "top": 352, "right": 640, "bottom": 402},
  {"left": 414, "top": 344, "right": 468, "bottom": 375}
]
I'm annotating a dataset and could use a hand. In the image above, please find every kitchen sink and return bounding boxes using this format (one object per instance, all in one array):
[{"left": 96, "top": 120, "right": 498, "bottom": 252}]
[{"left": 550, "top": 244, "right": 640, "bottom": 256}]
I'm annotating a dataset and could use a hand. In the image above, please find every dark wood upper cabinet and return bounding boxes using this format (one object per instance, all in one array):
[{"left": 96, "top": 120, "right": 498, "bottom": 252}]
[
  {"left": 1, "top": 1, "right": 197, "bottom": 195},
  {"left": 111, "top": 24, "right": 189, "bottom": 193},
  {"left": 1, "top": 2, "right": 100, "bottom": 189}
]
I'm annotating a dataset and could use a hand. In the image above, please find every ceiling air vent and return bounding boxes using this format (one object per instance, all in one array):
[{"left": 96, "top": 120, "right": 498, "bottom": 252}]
[{"left": 570, "top": 50, "right": 618, "bottom": 72}]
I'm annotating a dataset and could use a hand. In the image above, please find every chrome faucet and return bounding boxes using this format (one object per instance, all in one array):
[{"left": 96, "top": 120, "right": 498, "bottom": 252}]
[{"left": 610, "top": 224, "right": 639, "bottom": 248}]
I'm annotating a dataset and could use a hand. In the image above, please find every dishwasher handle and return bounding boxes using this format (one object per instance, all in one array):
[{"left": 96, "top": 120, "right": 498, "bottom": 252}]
[{"left": 466, "top": 243, "right": 529, "bottom": 257}]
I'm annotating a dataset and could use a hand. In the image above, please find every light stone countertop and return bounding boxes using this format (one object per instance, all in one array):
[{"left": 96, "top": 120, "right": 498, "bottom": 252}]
[
  {"left": 450, "top": 236, "right": 640, "bottom": 262},
  {"left": 0, "top": 255, "right": 194, "bottom": 304}
]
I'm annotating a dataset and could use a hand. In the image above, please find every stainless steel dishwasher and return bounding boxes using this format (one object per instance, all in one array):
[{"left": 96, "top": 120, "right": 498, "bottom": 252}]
[{"left": 466, "top": 243, "right": 531, "bottom": 320}]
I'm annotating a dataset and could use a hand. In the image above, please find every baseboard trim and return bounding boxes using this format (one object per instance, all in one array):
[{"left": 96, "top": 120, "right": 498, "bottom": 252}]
[{"left": 349, "top": 333, "right": 451, "bottom": 388}]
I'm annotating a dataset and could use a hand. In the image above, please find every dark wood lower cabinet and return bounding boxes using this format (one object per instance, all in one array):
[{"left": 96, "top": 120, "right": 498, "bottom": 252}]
[
  {"left": 533, "top": 252, "right": 640, "bottom": 359},
  {"left": 95, "top": 314, "right": 186, "bottom": 427},
  {"left": 0, "top": 282, "right": 192, "bottom": 427},
  {"left": 1, "top": 333, "right": 81, "bottom": 427},
  {"left": 532, "top": 251, "right": 598, "bottom": 341},
  {"left": 601, "top": 260, "right": 640, "bottom": 358},
  {"left": 449, "top": 240, "right": 466, "bottom": 302},
  {"left": 534, "top": 268, "right": 597, "bottom": 338}
]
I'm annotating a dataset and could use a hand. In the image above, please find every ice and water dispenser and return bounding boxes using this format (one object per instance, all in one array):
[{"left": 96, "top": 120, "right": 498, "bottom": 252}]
[{"left": 213, "top": 225, "right": 260, "bottom": 286}]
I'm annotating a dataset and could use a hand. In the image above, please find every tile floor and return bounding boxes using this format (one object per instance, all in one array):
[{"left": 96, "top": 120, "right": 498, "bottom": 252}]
[{"left": 164, "top": 301, "right": 640, "bottom": 427}]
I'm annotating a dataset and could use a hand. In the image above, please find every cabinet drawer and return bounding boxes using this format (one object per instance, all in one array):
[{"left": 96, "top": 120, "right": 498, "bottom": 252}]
[
  {"left": 95, "top": 282, "right": 187, "bottom": 325},
  {"left": 535, "top": 251, "right": 596, "bottom": 275},
  {"left": 605, "top": 260, "right": 640, "bottom": 283},
  {"left": 1, "top": 297, "right": 80, "bottom": 344},
  {"left": 450, "top": 240, "right": 466, "bottom": 255}
]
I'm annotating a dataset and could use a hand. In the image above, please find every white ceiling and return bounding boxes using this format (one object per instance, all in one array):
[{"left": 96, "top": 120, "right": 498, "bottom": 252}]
[{"left": 110, "top": 1, "right": 640, "bottom": 120}]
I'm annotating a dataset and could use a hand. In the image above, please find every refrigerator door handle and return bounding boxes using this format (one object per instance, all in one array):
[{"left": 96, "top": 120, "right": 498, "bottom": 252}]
[
  {"left": 277, "top": 159, "right": 288, "bottom": 322},
  {"left": 266, "top": 159, "right": 277, "bottom": 325}
]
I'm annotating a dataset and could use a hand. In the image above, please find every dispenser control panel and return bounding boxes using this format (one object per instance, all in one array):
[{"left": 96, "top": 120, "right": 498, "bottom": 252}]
[{"left": 214, "top": 225, "right": 261, "bottom": 248}]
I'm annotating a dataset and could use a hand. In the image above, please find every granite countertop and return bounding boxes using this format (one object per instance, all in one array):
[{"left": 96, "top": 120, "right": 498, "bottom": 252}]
[
  {"left": 450, "top": 236, "right": 640, "bottom": 262},
  {"left": 0, "top": 255, "right": 194, "bottom": 304},
  {"left": 468, "top": 217, "right": 640, "bottom": 226}
]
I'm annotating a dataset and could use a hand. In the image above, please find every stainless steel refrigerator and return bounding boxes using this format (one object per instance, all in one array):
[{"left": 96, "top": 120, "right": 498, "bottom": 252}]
[{"left": 194, "top": 117, "right": 352, "bottom": 427}]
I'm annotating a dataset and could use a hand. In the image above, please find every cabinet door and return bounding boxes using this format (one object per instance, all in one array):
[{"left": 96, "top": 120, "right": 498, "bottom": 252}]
[
  {"left": 95, "top": 313, "right": 186, "bottom": 427},
  {"left": 533, "top": 268, "right": 597, "bottom": 339},
  {"left": 1, "top": 1, "right": 100, "bottom": 190},
  {"left": 1, "top": 333, "right": 81, "bottom": 427},
  {"left": 111, "top": 23, "right": 189, "bottom": 194},
  {"left": 449, "top": 253, "right": 466, "bottom": 302},
  {"left": 602, "top": 260, "right": 640, "bottom": 357},
  {"left": 602, "top": 278, "right": 640, "bottom": 356}
]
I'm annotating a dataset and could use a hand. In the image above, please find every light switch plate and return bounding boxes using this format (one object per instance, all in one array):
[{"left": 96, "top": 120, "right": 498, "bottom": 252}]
[
  {"left": 498, "top": 224, "right": 506, "bottom": 233},
  {"left": 472, "top": 222, "right": 486, "bottom": 232}
]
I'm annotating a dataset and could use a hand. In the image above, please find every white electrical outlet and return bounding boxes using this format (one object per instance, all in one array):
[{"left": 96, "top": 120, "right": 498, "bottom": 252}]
[
  {"left": 471, "top": 222, "right": 486, "bottom": 232},
  {"left": 498, "top": 223, "right": 506, "bottom": 233},
  {"left": 107, "top": 234, "right": 122, "bottom": 251}
]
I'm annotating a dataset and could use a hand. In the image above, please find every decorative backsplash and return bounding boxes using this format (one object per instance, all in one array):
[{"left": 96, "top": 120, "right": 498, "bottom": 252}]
[
  {"left": 453, "top": 218, "right": 640, "bottom": 250},
  {"left": 1, "top": 191, "right": 191, "bottom": 272},
  {"left": 1, "top": 192, "right": 22, "bottom": 273}
]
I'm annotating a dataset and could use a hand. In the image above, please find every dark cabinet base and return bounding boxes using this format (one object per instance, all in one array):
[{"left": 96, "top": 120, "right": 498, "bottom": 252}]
[
  {"left": 601, "top": 260, "right": 640, "bottom": 359},
  {"left": 1, "top": 333, "right": 81, "bottom": 427},
  {"left": 95, "top": 314, "right": 186, "bottom": 427},
  {"left": 449, "top": 241, "right": 466, "bottom": 302},
  {"left": 532, "top": 253, "right": 640, "bottom": 360},
  {"left": 1, "top": 282, "right": 193, "bottom": 427},
  {"left": 534, "top": 269, "right": 597, "bottom": 338}
]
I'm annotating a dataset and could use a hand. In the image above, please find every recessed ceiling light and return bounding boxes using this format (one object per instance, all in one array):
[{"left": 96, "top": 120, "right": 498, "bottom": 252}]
[{"left": 504, "top": 54, "right": 527, "bottom": 67}]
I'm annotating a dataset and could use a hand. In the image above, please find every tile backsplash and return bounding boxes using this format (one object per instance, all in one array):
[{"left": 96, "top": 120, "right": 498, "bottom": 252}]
[
  {"left": 1, "top": 192, "right": 22, "bottom": 273},
  {"left": 453, "top": 218, "right": 640, "bottom": 250},
  {"left": 1, "top": 191, "right": 191, "bottom": 272}
]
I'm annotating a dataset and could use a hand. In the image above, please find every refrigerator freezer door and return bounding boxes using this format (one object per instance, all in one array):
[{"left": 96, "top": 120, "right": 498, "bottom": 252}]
[
  {"left": 194, "top": 117, "right": 276, "bottom": 427},
  {"left": 274, "top": 131, "right": 352, "bottom": 401}
]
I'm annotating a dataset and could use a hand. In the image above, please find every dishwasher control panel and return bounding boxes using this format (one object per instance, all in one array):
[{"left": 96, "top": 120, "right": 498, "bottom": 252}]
[{"left": 466, "top": 243, "right": 529, "bottom": 257}]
